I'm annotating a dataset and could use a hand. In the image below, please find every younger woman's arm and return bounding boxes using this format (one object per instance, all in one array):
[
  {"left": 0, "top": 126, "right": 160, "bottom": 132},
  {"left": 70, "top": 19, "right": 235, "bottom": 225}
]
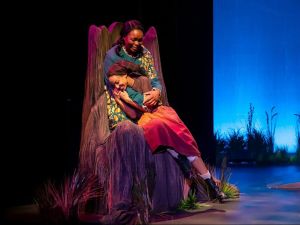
[
  {"left": 113, "top": 89, "right": 140, "bottom": 119},
  {"left": 118, "top": 90, "right": 146, "bottom": 113}
]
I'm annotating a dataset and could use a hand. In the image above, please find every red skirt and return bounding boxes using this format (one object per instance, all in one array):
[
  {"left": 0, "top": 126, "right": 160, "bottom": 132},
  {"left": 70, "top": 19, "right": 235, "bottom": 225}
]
[{"left": 138, "top": 106, "right": 201, "bottom": 157}]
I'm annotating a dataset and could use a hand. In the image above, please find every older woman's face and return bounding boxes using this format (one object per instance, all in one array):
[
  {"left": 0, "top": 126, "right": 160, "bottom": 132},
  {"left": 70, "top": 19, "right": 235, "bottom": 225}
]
[
  {"left": 124, "top": 29, "right": 143, "bottom": 55},
  {"left": 108, "top": 74, "right": 128, "bottom": 91}
]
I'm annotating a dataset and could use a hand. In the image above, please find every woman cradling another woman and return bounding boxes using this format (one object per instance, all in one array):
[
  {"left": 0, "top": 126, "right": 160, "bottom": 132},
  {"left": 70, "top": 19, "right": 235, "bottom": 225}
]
[{"left": 104, "top": 20, "right": 224, "bottom": 202}]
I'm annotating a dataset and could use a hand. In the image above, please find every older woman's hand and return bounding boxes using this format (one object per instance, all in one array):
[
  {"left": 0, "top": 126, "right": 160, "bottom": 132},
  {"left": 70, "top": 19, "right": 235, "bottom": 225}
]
[{"left": 143, "top": 89, "right": 160, "bottom": 107}]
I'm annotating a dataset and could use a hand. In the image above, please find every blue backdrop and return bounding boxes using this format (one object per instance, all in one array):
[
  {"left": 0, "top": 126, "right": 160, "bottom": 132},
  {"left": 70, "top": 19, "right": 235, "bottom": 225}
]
[{"left": 214, "top": 0, "right": 300, "bottom": 152}]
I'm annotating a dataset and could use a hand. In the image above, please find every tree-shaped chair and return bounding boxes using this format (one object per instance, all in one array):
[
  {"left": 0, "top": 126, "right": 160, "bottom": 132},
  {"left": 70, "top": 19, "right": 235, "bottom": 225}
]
[{"left": 79, "top": 22, "right": 194, "bottom": 222}]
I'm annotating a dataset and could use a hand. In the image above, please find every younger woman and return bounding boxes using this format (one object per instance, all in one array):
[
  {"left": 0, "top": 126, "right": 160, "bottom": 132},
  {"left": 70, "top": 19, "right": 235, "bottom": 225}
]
[{"left": 106, "top": 60, "right": 225, "bottom": 202}]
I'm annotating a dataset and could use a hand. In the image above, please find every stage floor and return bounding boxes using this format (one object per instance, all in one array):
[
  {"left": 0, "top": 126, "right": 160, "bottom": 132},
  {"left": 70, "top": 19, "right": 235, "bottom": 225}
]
[
  {"left": 3, "top": 166, "right": 300, "bottom": 224},
  {"left": 153, "top": 165, "right": 300, "bottom": 224}
]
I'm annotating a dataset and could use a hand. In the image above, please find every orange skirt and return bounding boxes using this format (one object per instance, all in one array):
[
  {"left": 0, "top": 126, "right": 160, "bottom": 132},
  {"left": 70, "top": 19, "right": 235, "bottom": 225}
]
[{"left": 138, "top": 106, "right": 201, "bottom": 157}]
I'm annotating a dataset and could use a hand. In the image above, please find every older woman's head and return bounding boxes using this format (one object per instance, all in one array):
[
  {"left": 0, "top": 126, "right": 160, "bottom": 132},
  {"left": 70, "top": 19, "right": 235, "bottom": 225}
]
[{"left": 117, "top": 20, "right": 144, "bottom": 56}]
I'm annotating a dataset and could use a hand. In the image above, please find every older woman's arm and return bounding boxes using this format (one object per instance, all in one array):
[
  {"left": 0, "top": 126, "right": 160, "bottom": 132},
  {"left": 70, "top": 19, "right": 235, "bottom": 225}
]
[{"left": 140, "top": 49, "right": 161, "bottom": 107}]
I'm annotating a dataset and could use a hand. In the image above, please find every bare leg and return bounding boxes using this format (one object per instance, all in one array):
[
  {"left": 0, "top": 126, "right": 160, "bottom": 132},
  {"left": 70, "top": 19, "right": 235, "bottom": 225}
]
[{"left": 190, "top": 157, "right": 209, "bottom": 175}]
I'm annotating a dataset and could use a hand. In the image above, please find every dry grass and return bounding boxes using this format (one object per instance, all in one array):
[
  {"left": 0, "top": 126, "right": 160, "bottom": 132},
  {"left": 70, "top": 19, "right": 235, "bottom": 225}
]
[{"left": 35, "top": 169, "right": 102, "bottom": 224}]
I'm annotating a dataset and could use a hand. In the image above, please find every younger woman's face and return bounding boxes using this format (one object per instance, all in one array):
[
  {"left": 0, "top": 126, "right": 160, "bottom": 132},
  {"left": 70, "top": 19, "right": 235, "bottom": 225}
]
[
  {"left": 108, "top": 74, "right": 128, "bottom": 91},
  {"left": 124, "top": 29, "right": 144, "bottom": 55}
]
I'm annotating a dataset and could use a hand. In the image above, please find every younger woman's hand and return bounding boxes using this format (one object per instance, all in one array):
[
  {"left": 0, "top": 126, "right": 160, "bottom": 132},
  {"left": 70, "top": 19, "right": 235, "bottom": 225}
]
[
  {"left": 113, "top": 88, "right": 121, "bottom": 99},
  {"left": 119, "top": 91, "right": 131, "bottom": 102}
]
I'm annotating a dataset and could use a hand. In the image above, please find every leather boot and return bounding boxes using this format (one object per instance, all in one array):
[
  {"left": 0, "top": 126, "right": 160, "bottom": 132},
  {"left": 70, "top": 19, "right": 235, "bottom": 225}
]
[
  {"left": 174, "top": 154, "right": 192, "bottom": 179},
  {"left": 204, "top": 178, "right": 225, "bottom": 203}
]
